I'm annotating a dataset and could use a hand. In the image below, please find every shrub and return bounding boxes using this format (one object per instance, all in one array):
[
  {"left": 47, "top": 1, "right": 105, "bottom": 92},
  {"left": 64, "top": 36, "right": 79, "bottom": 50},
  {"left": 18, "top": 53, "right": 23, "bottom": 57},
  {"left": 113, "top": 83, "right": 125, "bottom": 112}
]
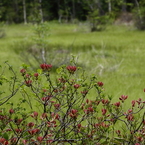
[
  {"left": 13, "top": 22, "right": 71, "bottom": 69},
  {"left": 134, "top": 7, "right": 145, "bottom": 30},
  {"left": 0, "top": 60, "right": 145, "bottom": 144},
  {"left": 0, "top": 23, "right": 5, "bottom": 38}
]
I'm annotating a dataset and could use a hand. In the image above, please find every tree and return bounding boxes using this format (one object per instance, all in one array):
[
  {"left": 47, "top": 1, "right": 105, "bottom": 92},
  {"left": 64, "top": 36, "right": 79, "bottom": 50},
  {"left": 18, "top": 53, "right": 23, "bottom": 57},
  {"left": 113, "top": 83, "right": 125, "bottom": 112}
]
[{"left": 22, "top": 0, "right": 27, "bottom": 24}]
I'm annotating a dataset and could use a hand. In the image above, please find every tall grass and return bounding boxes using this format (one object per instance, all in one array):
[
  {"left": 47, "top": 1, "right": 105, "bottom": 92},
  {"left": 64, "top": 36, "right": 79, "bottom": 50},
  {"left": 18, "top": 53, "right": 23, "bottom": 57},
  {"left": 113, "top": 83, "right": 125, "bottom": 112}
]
[{"left": 0, "top": 22, "right": 145, "bottom": 104}]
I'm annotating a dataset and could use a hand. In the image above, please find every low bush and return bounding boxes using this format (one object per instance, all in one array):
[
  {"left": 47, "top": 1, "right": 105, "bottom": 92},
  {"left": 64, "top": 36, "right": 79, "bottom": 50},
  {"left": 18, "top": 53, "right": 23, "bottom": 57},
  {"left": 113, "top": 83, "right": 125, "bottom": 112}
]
[{"left": 0, "top": 59, "right": 145, "bottom": 145}]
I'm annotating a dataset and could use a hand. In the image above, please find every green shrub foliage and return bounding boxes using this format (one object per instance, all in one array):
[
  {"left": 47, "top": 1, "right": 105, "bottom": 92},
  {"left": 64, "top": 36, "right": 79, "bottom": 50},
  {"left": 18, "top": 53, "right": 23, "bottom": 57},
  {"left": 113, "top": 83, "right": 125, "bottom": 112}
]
[{"left": 0, "top": 60, "right": 145, "bottom": 145}]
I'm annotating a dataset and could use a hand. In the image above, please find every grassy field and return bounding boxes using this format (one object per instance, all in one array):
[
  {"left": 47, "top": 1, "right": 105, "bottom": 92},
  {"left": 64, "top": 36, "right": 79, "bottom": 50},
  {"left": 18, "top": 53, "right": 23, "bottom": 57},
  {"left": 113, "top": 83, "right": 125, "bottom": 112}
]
[{"left": 0, "top": 22, "right": 145, "bottom": 104}]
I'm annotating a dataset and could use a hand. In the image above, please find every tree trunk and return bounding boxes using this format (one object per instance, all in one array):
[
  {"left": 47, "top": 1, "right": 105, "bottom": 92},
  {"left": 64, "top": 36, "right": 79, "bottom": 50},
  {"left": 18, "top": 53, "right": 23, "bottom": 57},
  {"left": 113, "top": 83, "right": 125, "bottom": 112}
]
[
  {"left": 108, "top": 0, "right": 112, "bottom": 13},
  {"left": 23, "top": 0, "right": 27, "bottom": 24},
  {"left": 122, "top": 0, "right": 127, "bottom": 12},
  {"left": 134, "top": 0, "right": 142, "bottom": 24},
  {"left": 13, "top": 0, "right": 19, "bottom": 23},
  {"left": 38, "top": 0, "right": 43, "bottom": 23},
  {"left": 72, "top": 0, "right": 75, "bottom": 22}
]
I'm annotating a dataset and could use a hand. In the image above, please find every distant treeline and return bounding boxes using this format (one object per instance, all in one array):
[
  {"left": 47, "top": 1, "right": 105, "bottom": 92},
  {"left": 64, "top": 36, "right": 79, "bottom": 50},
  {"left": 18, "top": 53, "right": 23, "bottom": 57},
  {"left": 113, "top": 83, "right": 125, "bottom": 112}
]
[{"left": 0, "top": 0, "right": 144, "bottom": 24}]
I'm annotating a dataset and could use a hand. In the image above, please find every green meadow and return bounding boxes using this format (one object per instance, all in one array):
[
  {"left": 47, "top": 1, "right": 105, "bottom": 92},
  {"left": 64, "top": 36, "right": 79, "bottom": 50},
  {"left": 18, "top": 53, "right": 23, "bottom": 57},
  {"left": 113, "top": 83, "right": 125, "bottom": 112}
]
[{"left": 1, "top": 22, "right": 145, "bottom": 104}]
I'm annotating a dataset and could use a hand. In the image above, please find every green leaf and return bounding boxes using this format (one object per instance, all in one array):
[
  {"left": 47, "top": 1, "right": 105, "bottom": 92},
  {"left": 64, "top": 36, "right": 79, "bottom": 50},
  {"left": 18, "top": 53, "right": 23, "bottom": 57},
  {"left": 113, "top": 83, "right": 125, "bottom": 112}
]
[
  {"left": 37, "top": 69, "right": 42, "bottom": 74},
  {"left": 0, "top": 80, "right": 3, "bottom": 85},
  {"left": 3, "top": 132, "right": 9, "bottom": 140},
  {"left": 108, "top": 95, "right": 113, "bottom": 100},
  {"left": 114, "top": 137, "right": 125, "bottom": 142},
  {"left": 22, "top": 63, "right": 29, "bottom": 69},
  {"left": 100, "top": 141, "right": 109, "bottom": 144}
]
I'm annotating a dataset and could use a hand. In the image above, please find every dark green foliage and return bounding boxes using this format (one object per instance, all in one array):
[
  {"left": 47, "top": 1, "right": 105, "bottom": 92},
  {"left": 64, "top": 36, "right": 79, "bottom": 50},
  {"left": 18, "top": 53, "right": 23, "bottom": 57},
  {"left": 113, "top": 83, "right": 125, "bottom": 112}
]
[{"left": 0, "top": 0, "right": 139, "bottom": 24}]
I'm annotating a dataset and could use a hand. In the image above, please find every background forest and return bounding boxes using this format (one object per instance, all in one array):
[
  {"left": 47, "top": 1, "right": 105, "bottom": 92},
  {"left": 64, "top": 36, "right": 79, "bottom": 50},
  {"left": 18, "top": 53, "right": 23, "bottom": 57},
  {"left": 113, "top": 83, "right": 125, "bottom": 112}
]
[{"left": 0, "top": 0, "right": 145, "bottom": 30}]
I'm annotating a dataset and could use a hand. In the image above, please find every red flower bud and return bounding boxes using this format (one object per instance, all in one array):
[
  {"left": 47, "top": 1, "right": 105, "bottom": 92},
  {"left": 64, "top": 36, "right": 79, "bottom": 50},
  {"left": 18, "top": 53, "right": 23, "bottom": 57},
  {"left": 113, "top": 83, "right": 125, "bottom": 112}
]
[
  {"left": 102, "top": 99, "right": 109, "bottom": 105},
  {"left": 77, "top": 124, "right": 82, "bottom": 129},
  {"left": 127, "top": 114, "right": 134, "bottom": 121},
  {"left": 9, "top": 109, "right": 15, "bottom": 114},
  {"left": 81, "top": 90, "right": 88, "bottom": 95},
  {"left": 40, "top": 113, "right": 47, "bottom": 120},
  {"left": 136, "top": 98, "right": 142, "bottom": 105},
  {"left": 22, "top": 140, "right": 27, "bottom": 145},
  {"left": 37, "top": 136, "right": 43, "bottom": 143},
  {"left": 10, "top": 138, "right": 17, "bottom": 144},
  {"left": 27, "top": 122, "right": 35, "bottom": 128},
  {"left": 28, "top": 128, "right": 40, "bottom": 135},
  {"left": 86, "top": 99, "right": 89, "bottom": 104},
  {"left": 55, "top": 113, "right": 60, "bottom": 120},
  {"left": 74, "top": 84, "right": 80, "bottom": 89},
  {"left": 131, "top": 100, "right": 136, "bottom": 107},
  {"left": 25, "top": 74, "right": 31, "bottom": 78},
  {"left": 34, "top": 73, "right": 39, "bottom": 78},
  {"left": 54, "top": 104, "right": 60, "bottom": 109},
  {"left": 69, "top": 109, "right": 78, "bottom": 119},
  {"left": 97, "top": 81, "right": 104, "bottom": 87},
  {"left": 114, "top": 102, "right": 121, "bottom": 107},
  {"left": 116, "top": 130, "right": 121, "bottom": 136},
  {"left": 25, "top": 80, "right": 32, "bottom": 87},
  {"left": 71, "top": 109, "right": 78, "bottom": 115},
  {"left": 20, "top": 68, "right": 26, "bottom": 75},
  {"left": 101, "top": 108, "right": 107, "bottom": 115},
  {"left": 88, "top": 107, "right": 94, "bottom": 113},
  {"left": 58, "top": 77, "right": 66, "bottom": 83},
  {"left": 15, "top": 128, "right": 22, "bottom": 134},
  {"left": 15, "top": 118, "right": 23, "bottom": 125}
]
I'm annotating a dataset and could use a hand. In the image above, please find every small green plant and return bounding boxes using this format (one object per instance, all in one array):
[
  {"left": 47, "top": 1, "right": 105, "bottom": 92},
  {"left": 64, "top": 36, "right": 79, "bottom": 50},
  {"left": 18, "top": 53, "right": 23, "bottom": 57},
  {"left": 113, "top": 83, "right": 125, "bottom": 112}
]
[{"left": 0, "top": 58, "right": 145, "bottom": 144}]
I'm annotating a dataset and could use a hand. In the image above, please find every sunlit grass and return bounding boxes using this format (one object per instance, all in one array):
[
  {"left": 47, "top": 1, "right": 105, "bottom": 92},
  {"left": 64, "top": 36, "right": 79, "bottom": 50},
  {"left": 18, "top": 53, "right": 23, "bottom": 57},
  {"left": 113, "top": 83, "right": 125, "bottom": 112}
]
[{"left": 0, "top": 22, "right": 145, "bottom": 103}]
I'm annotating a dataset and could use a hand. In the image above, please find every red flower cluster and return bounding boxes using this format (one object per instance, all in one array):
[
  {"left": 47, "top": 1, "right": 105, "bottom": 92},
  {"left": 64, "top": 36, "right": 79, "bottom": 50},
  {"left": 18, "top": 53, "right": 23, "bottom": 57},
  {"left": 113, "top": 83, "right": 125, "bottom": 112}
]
[
  {"left": 15, "top": 128, "right": 23, "bottom": 134},
  {"left": 27, "top": 122, "right": 35, "bottom": 128},
  {"left": 0, "top": 138, "right": 8, "bottom": 145},
  {"left": 54, "top": 104, "right": 60, "bottom": 109},
  {"left": 119, "top": 95, "right": 128, "bottom": 102},
  {"left": 84, "top": 107, "right": 94, "bottom": 114},
  {"left": 25, "top": 80, "right": 32, "bottom": 87},
  {"left": 28, "top": 128, "right": 40, "bottom": 135},
  {"left": 41, "top": 96, "right": 51, "bottom": 103},
  {"left": 47, "top": 121, "right": 57, "bottom": 128},
  {"left": 102, "top": 99, "right": 109, "bottom": 105},
  {"left": 69, "top": 109, "right": 78, "bottom": 119},
  {"left": 40, "top": 63, "right": 52, "bottom": 71},
  {"left": 114, "top": 102, "right": 121, "bottom": 107},
  {"left": 30, "top": 111, "right": 38, "bottom": 119},
  {"left": 66, "top": 65, "right": 77, "bottom": 74}
]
